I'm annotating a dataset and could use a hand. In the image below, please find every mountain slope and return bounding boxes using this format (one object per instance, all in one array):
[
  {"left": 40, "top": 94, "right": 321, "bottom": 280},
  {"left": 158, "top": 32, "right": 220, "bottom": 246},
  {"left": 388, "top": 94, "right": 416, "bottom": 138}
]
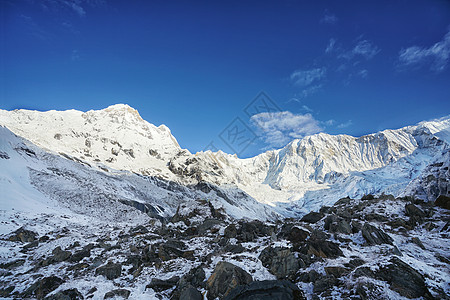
[{"left": 0, "top": 105, "right": 449, "bottom": 217}]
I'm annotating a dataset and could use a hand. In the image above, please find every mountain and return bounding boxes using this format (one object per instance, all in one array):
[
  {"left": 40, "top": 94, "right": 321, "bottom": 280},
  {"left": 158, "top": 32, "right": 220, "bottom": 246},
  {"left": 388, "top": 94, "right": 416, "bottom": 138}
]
[
  {"left": 1, "top": 105, "right": 449, "bottom": 217},
  {"left": 1, "top": 105, "right": 449, "bottom": 299}
]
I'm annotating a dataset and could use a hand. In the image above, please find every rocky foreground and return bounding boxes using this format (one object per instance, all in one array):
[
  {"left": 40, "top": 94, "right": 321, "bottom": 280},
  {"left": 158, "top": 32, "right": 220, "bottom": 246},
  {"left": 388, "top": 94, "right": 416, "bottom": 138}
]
[{"left": 1, "top": 195, "right": 449, "bottom": 299}]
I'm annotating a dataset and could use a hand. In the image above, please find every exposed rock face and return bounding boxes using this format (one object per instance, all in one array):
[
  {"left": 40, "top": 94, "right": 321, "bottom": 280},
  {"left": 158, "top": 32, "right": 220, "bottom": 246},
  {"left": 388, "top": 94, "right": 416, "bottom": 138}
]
[
  {"left": 376, "top": 257, "right": 433, "bottom": 299},
  {"left": 8, "top": 227, "right": 37, "bottom": 243},
  {"left": 103, "top": 289, "right": 130, "bottom": 299},
  {"left": 146, "top": 276, "right": 179, "bottom": 292},
  {"left": 206, "top": 262, "right": 253, "bottom": 299},
  {"left": 435, "top": 194, "right": 450, "bottom": 210},
  {"left": 95, "top": 262, "right": 122, "bottom": 280},
  {"left": 300, "top": 212, "right": 323, "bottom": 224},
  {"left": 361, "top": 223, "right": 393, "bottom": 245},
  {"left": 223, "top": 280, "right": 305, "bottom": 300},
  {"left": 44, "top": 288, "right": 83, "bottom": 300},
  {"left": 23, "top": 276, "right": 64, "bottom": 299},
  {"left": 259, "top": 247, "right": 301, "bottom": 279}
]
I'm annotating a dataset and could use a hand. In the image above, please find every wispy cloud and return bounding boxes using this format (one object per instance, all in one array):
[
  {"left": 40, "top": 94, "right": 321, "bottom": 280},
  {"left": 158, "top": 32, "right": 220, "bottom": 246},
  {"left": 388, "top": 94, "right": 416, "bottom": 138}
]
[
  {"left": 339, "top": 39, "right": 380, "bottom": 60},
  {"left": 398, "top": 30, "right": 450, "bottom": 72},
  {"left": 251, "top": 111, "right": 323, "bottom": 147},
  {"left": 290, "top": 68, "right": 326, "bottom": 87},
  {"left": 337, "top": 120, "right": 353, "bottom": 129},
  {"left": 71, "top": 49, "right": 81, "bottom": 61},
  {"left": 19, "top": 15, "right": 50, "bottom": 40},
  {"left": 325, "top": 38, "right": 336, "bottom": 53},
  {"left": 320, "top": 10, "right": 338, "bottom": 25},
  {"left": 40, "top": 0, "right": 107, "bottom": 17}
]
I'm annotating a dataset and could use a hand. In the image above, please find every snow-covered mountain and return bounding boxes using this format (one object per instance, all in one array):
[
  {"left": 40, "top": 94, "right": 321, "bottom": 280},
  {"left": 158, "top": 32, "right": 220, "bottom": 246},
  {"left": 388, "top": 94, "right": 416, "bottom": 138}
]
[{"left": 0, "top": 104, "right": 449, "bottom": 218}]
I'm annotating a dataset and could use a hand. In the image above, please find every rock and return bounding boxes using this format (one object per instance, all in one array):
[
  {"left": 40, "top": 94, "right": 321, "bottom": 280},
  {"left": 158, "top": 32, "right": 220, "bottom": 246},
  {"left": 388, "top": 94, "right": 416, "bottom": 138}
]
[
  {"left": 361, "top": 194, "right": 375, "bottom": 200},
  {"left": 179, "top": 285, "right": 203, "bottom": 300},
  {"left": 376, "top": 257, "right": 432, "bottom": 299},
  {"left": 435, "top": 195, "right": 450, "bottom": 210},
  {"left": 286, "top": 226, "right": 309, "bottom": 244},
  {"left": 224, "top": 224, "right": 238, "bottom": 239},
  {"left": 0, "top": 286, "right": 15, "bottom": 297},
  {"left": 172, "top": 266, "right": 206, "bottom": 300},
  {"left": 146, "top": 276, "right": 179, "bottom": 292},
  {"left": 0, "top": 259, "right": 25, "bottom": 269},
  {"left": 44, "top": 288, "right": 83, "bottom": 300},
  {"left": 197, "top": 218, "right": 223, "bottom": 235},
  {"left": 237, "top": 220, "right": 273, "bottom": 242},
  {"left": 324, "top": 216, "right": 352, "bottom": 234},
  {"left": 206, "top": 261, "right": 252, "bottom": 299},
  {"left": 344, "top": 258, "right": 365, "bottom": 269},
  {"left": 324, "top": 266, "right": 349, "bottom": 278},
  {"left": 259, "top": 247, "right": 301, "bottom": 279},
  {"left": 223, "top": 280, "right": 305, "bottom": 300},
  {"left": 23, "top": 276, "right": 64, "bottom": 299},
  {"left": 302, "top": 231, "right": 343, "bottom": 259},
  {"left": 95, "top": 262, "right": 122, "bottom": 280},
  {"left": 224, "top": 244, "right": 245, "bottom": 254},
  {"left": 353, "top": 266, "right": 375, "bottom": 279},
  {"left": 52, "top": 246, "right": 72, "bottom": 262},
  {"left": 361, "top": 223, "right": 393, "bottom": 245},
  {"left": 411, "top": 237, "right": 426, "bottom": 249},
  {"left": 103, "top": 289, "right": 130, "bottom": 299},
  {"left": 313, "top": 276, "right": 338, "bottom": 293},
  {"left": 405, "top": 204, "right": 425, "bottom": 218},
  {"left": 8, "top": 227, "right": 37, "bottom": 243},
  {"left": 69, "top": 248, "right": 91, "bottom": 262},
  {"left": 298, "top": 270, "right": 320, "bottom": 283},
  {"left": 158, "top": 240, "right": 186, "bottom": 261},
  {"left": 300, "top": 212, "right": 323, "bottom": 224}
]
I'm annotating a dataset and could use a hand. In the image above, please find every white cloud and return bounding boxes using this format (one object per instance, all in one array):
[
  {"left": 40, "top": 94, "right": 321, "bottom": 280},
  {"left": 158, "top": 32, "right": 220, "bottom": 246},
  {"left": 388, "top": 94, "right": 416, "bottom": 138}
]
[
  {"left": 325, "top": 38, "right": 336, "bottom": 53},
  {"left": 351, "top": 40, "right": 380, "bottom": 59},
  {"left": 337, "top": 120, "right": 353, "bottom": 129},
  {"left": 357, "top": 69, "right": 368, "bottom": 78},
  {"left": 251, "top": 111, "right": 323, "bottom": 147},
  {"left": 398, "top": 30, "right": 450, "bottom": 72},
  {"left": 290, "top": 68, "right": 326, "bottom": 87},
  {"left": 321, "top": 11, "right": 338, "bottom": 24}
]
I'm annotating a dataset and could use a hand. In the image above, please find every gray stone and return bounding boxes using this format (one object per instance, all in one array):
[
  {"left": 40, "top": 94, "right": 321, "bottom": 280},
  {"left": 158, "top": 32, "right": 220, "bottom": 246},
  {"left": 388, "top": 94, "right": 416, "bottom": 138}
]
[
  {"left": 361, "top": 223, "right": 393, "bottom": 245},
  {"left": 206, "top": 261, "right": 252, "bottom": 299},
  {"left": 259, "top": 247, "right": 301, "bottom": 279},
  {"left": 103, "top": 289, "right": 130, "bottom": 299},
  {"left": 95, "top": 262, "right": 122, "bottom": 280},
  {"left": 223, "top": 280, "right": 305, "bottom": 300}
]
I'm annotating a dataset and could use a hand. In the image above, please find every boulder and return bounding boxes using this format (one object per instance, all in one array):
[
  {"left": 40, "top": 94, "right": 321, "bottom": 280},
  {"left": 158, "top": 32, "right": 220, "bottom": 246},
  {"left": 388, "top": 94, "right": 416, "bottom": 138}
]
[
  {"left": 302, "top": 231, "right": 343, "bottom": 259},
  {"left": 52, "top": 246, "right": 72, "bottom": 262},
  {"left": 223, "top": 280, "right": 305, "bottom": 300},
  {"left": 313, "top": 275, "right": 338, "bottom": 293},
  {"left": 300, "top": 212, "right": 323, "bottom": 224},
  {"left": 146, "top": 276, "right": 179, "bottom": 292},
  {"left": 8, "top": 227, "right": 37, "bottom": 243},
  {"left": 259, "top": 247, "right": 301, "bottom": 279},
  {"left": 435, "top": 195, "right": 450, "bottom": 210},
  {"left": 376, "top": 257, "right": 432, "bottom": 299},
  {"left": 23, "top": 276, "right": 64, "bottom": 299},
  {"left": 361, "top": 223, "right": 393, "bottom": 245},
  {"left": 95, "top": 262, "right": 122, "bottom": 280},
  {"left": 179, "top": 285, "right": 203, "bottom": 300},
  {"left": 224, "top": 224, "right": 238, "bottom": 239},
  {"left": 103, "top": 289, "right": 130, "bottom": 299},
  {"left": 286, "top": 227, "right": 309, "bottom": 244},
  {"left": 206, "top": 261, "right": 252, "bottom": 299},
  {"left": 44, "top": 288, "right": 83, "bottom": 300}
]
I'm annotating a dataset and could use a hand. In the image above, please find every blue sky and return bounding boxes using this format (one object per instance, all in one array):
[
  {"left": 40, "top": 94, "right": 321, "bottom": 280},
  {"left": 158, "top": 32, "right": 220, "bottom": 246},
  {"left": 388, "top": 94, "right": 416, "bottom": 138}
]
[{"left": 1, "top": 0, "right": 450, "bottom": 157}]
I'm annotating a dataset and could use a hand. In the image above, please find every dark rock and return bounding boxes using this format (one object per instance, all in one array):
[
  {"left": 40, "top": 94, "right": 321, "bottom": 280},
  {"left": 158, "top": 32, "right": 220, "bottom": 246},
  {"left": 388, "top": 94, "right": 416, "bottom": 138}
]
[
  {"left": 158, "top": 240, "right": 186, "bottom": 261},
  {"left": 103, "top": 289, "right": 130, "bottom": 299},
  {"left": 224, "top": 224, "right": 238, "bottom": 239},
  {"left": 286, "top": 227, "right": 309, "bottom": 244},
  {"left": 361, "top": 194, "right": 375, "bottom": 200},
  {"left": 0, "top": 259, "right": 25, "bottom": 269},
  {"left": 179, "top": 285, "right": 203, "bottom": 300},
  {"left": 435, "top": 195, "right": 450, "bottom": 210},
  {"left": 405, "top": 204, "right": 425, "bottom": 218},
  {"left": 411, "top": 237, "right": 426, "bottom": 249},
  {"left": 146, "top": 276, "right": 179, "bottom": 292},
  {"left": 302, "top": 231, "right": 343, "bottom": 259},
  {"left": 8, "top": 227, "right": 37, "bottom": 243},
  {"left": 52, "top": 246, "right": 72, "bottom": 262},
  {"left": 206, "top": 261, "right": 253, "bottom": 299},
  {"left": 259, "top": 247, "right": 301, "bottom": 279},
  {"left": 224, "top": 244, "right": 245, "bottom": 254},
  {"left": 23, "top": 276, "right": 64, "bottom": 299},
  {"left": 0, "top": 286, "right": 15, "bottom": 297},
  {"left": 376, "top": 257, "right": 432, "bottom": 299},
  {"left": 130, "top": 225, "right": 149, "bottom": 235},
  {"left": 324, "top": 266, "right": 349, "bottom": 278},
  {"left": 69, "top": 247, "right": 91, "bottom": 263},
  {"left": 197, "top": 218, "right": 223, "bottom": 235},
  {"left": 298, "top": 270, "right": 320, "bottom": 283},
  {"left": 313, "top": 275, "right": 338, "bottom": 293},
  {"left": 301, "top": 212, "right": 323, "bottom": 224},
  {"left": 361, "top": 223, "right": 393, "bottom": 245},
  {"left": 324, "top": 216, "right": 352, "bottom": 234},
  {"left": 44, "top": 288, "right": 83, "bottom": 300},
  {"left": 223, "top": 280, "right": 305, "bottom": 300},
  {"left": 95, "top": 262, "right": 122, "bottom": 280},
  {"left": 344, "top": 258, "right": 365, "bottom": 269}
]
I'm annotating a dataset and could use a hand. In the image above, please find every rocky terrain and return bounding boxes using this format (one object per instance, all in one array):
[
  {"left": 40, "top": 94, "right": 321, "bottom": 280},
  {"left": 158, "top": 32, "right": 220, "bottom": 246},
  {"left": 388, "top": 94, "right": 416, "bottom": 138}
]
[{"left": 1, "top": 194, "right": 449, "bottom": 299}]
